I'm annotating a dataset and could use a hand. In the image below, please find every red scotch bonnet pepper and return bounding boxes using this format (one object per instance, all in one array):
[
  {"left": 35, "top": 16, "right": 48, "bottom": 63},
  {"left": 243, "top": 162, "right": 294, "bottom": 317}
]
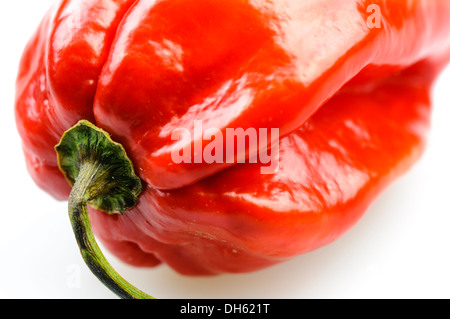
[{"left": 15, "top": 0, "right": 450, "bottom": 298}]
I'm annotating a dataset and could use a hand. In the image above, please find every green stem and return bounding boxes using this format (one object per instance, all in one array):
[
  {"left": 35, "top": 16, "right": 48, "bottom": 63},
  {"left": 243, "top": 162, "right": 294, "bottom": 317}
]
[
  {"left": 68, "top": 162, "right": 154, "bottom": 299},
  {"left": 55, "top": 120, "right": 154, "bottom": 299}
]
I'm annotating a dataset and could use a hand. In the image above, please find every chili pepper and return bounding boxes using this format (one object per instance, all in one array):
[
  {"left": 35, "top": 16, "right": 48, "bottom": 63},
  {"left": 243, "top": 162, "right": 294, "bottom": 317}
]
[{"left": 15, "top": 0, "right": 450, "bottom": 298}]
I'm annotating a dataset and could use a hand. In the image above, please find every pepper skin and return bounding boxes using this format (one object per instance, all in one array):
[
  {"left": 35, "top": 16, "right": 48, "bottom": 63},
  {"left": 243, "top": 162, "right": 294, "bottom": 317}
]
[{"left": 15, "top": 0, "right": 450, "bottom": 275}]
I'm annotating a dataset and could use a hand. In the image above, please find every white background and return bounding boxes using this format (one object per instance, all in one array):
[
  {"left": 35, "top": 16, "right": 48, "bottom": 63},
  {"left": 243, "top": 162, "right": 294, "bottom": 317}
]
[{"left": 1, "top": 0, "right": 449, "bottom": 299}]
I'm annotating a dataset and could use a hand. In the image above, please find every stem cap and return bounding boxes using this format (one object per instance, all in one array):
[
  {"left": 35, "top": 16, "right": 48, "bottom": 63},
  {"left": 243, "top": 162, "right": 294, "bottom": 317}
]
[{"left": 55, "top": 120, "right": 142, "bottom": 215}]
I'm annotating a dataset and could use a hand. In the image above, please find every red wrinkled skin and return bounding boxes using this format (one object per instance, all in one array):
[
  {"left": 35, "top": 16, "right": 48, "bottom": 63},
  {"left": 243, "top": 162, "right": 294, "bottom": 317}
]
[{"left": 15, "top": 0, "right": 450, "bottom": 275}]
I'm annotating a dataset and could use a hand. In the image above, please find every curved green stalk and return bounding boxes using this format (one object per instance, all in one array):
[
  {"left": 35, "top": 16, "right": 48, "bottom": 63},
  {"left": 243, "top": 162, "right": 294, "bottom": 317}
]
[{"left": 56, "top": 120, "right": 154, "bottom": 299}]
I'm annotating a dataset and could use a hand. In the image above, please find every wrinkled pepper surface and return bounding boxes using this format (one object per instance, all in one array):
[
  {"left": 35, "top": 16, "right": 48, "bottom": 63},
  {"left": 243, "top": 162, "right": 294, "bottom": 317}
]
[{"left": 15, "top": 0, "right": 450, "bottom": 292}]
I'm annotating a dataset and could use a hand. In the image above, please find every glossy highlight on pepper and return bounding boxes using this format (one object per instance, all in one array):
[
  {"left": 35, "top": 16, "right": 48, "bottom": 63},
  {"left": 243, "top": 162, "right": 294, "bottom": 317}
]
[{"left": 15, "top": 0, "right": 450, "bottom": 280}]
